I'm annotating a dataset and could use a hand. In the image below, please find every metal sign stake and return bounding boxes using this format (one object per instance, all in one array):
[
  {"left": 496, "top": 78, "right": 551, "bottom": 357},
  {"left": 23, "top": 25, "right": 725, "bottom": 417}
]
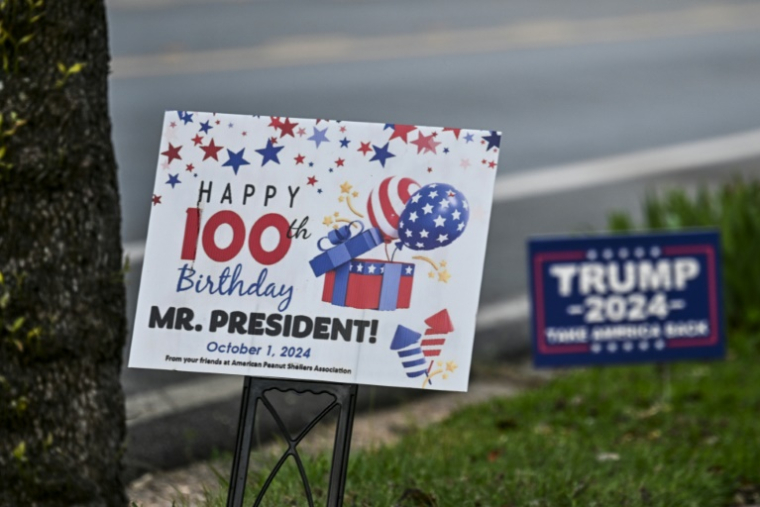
[{"left": 227, "top": 377, "right": 358, "bottom": 507}]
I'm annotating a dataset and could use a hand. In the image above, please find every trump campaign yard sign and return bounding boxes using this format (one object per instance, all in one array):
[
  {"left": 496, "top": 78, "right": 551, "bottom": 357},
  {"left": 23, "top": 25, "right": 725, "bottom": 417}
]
[
  {"left": 128, "top": 112, "right": 501, "bottom": 391},
  {"left": 528, "top": 231, "right": 725, "bottom": 368}
]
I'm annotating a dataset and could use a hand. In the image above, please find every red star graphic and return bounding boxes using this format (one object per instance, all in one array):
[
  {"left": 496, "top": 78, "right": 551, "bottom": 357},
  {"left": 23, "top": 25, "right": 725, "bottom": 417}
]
[
  {"left": 443, "top": 127, "right": 461, "bottom": 139},
  {"left": 410, "top": 132, "right": 441, "bottom": 154},
  {"left": 294, "top": 154, "right": 305, "bottom": 165},
  {"left": 200, "top": 139, "right": 223, "bottom": 161},
  {"left": 482, "top": 159, "right": 487, "bottom": 164},
  {"left": 152, "top": 194, "right": 162, "bottom": 206},
  {"left": 170, "top": 122, "right": 177, "bottom": 128},
  {"left": 161, "top": 143, "right": 182, "bottom": 165},
  {"left": 389, "top": 124, "right": 417, "bottom": 143},
  {"left": 279, "top": 118, "right": 298, "bottom": 138},
  {"left": 488, "top": 160, "right": 497, "bottom": 169},
  {"left": 427, "top": 167, "right": 433, "bottom": 173},
  {"left": 335, "top": 158, "right": 345, "bottom": 167},
  {"left": 307, "top": 176, "right": 317, "bottom": 186},
  {"left": 358, "top": 142, "right": 372, "bottom": 156},
  {"left": 242, "top": 131, "right": 247, "bottom": 136},
  {"left": 270, "top": 136, "right": 278, "bottom": 144},
  {"left": 215, "top": 120, "right": 221, "bottom": 125},
  {"left": 297, "top": 128, "right": 306, "bottom": 137},
  {"left": 191, "top": 134, "right": 204, "bottom": 146},
  {"left": 339, "top": 126, "right": 347, "bottom": 133},
  {"left": 269, "top": 116, "right": 283, "bottom": 130},
  {"left": 185, "top": 163, "right": 195, "bottom": 172}
]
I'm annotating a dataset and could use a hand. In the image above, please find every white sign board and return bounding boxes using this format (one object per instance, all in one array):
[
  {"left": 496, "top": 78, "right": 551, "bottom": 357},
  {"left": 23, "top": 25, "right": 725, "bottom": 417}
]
[{"left": 129, "top": 112, "right": 500, "bottom": 391}]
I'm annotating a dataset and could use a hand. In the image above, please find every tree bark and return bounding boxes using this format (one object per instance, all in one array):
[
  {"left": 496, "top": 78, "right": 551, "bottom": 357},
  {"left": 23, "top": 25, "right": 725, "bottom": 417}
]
[{"left": 0, "top": 0, "right": 127, "bottom": 505}]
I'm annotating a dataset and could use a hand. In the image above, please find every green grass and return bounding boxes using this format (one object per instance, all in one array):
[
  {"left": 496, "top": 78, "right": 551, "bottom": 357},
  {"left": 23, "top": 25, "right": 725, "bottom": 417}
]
[
  {"left": 170, "top": 180, "right": 760, "bottom": 506},
  {"left": 608, "top": 178, "right": 760, "bottom": 332},
  {"left": 191, "top": 333, "right": 760, "bottom": 507}
]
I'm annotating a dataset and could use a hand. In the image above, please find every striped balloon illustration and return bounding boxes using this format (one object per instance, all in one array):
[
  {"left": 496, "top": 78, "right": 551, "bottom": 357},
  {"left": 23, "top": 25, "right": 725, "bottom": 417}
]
[{"left": 367, "top": 176, "right": 420, "bottom": 241}]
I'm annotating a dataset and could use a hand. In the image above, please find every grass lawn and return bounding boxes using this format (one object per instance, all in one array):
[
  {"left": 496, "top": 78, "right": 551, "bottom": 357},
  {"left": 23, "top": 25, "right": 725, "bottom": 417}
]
[{"left": 194, "top": 333, "right": 760, "bottom": 507}]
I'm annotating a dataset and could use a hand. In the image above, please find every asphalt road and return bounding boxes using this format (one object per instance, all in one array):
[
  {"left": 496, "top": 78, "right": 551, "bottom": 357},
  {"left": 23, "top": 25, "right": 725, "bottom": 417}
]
[
  {"left": 111, "top": 0, "right": 760, "bottom": 247},
  {"left": 106, "top": 0, "right": 760, "bottom": 475}
]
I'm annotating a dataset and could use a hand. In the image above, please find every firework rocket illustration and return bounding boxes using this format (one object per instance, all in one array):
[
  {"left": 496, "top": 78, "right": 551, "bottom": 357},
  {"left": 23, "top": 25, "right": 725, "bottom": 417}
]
[{"left": 390, "top": 309, "right": 456, "bottom": 388}]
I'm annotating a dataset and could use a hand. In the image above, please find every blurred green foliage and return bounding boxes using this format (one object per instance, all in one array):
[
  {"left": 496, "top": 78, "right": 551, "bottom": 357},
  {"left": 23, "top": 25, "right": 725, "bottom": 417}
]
[{"left": 608, "top": 178, "right": 760, "bottom": 332}]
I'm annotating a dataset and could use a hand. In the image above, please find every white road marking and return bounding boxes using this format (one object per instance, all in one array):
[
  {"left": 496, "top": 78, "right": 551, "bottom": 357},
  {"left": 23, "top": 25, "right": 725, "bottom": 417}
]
[
  {"left": 111, "top": 4, "right": 760, "bottom": 79},
  {"left": 122, "top": 128, "right": 760, "bottom": 264},
  {"left": 475, "top": 295, "right": 530, "bottom": 332},
  {"left": 493, "top": 128, "right": 760, "bottom": 202},
  {"left": 124, "top": 241, "right": 145, "bottom": 264}
]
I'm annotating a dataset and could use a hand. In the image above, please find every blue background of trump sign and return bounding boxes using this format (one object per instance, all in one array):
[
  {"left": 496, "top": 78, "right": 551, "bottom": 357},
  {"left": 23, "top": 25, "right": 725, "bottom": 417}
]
[{"left": 528, "top": 231, "right": 725, "bottom": 368}]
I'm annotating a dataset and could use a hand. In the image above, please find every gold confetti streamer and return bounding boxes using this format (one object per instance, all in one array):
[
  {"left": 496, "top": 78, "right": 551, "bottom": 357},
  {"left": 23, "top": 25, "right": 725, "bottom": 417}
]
[
  {"left": 345, "top": 195, "right": 364, "bottom": 218},
  {"left": 412, "top": 255, "right": 439, "bottom": 271},
  {"left": 413, "top": 256, "right": 452, "bottom": 283},
  {"left": 421, "top": 360, "right": 458, "bottom": 389},
  {"left": 337, "top": 181, "right": 364, "bottom": 218}
]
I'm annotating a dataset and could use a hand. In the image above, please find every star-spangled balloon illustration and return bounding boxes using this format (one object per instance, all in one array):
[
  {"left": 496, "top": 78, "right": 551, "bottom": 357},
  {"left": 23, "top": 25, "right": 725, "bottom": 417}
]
[{"left": 397, "top": 183, "right": 469, "bottom": 251}]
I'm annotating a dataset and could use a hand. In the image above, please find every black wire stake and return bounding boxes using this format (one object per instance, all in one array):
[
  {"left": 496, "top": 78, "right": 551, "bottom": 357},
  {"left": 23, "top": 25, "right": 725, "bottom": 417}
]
[{"left": 226, "top": 377, "right": 359, "bottom": 507}]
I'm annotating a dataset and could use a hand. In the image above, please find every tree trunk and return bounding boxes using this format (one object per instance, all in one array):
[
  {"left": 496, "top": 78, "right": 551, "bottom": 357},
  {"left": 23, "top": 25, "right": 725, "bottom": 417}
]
[{"left": 0, "top": 0, "right": 127, "bottom": 505}]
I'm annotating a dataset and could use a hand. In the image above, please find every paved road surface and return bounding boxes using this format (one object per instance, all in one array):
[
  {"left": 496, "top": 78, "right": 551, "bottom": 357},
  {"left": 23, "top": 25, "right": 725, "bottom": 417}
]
[{"left": 105, "top": 0, "right": 760, "bottom": 475}]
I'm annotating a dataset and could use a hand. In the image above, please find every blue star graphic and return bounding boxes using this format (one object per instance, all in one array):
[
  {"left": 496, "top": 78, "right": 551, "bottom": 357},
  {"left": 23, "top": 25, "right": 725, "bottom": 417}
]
[
  {"left": 329, "top": 168, "right": 334, "bottom": 173},
  {"left": 443, "top": 147, "right": 450, "bottom": 154},
  {"left": 308, "top": 162, "right": 314, "bottom": 168},
  {"left": 340, "top": 137, "right": 350, "bottom": 148},
  {"left": 223, "top": 148, "right": 251, "bottom": 175},
  {"left": 384, "top": 124, "right": 394, "bottom": 130},
  {"left": 179, "top": 111, "right": 193, "bottom": 124},
  {"left": 370, "top": 142, "right": 395, "bottom": 167},
  {"left": 317, "top": 188, "right": 323, "bottom": 194},
  {"left": 166, "top": 173, "right": 181, "bottom": 188},
  {"left": 255, "top": 140, "right": 284, "bottom": 166},
  {"left": 483, "top": 131, "right": 501, "bottom": 151},
  {"left": 464, "top": 133, "right": 474, "bottom": 143},
  {"left": 199, "top": 120, "right": 213, "bottom": 134},
  {"left": 308, "top": 127, "right": 330, "bottom": 148}
]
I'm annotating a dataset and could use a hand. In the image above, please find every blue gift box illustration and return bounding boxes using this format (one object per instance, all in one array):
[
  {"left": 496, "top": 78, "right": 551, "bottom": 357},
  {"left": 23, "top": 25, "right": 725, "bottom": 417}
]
[{"left": 310, "top": 222, "right": 415, "bottom": 311}]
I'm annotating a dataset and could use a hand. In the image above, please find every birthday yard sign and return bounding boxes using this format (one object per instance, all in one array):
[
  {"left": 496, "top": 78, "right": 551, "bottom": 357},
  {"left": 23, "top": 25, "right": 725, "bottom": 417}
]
[
  {"left": 128, "top": 112, "right": 501, "bottom": 391},
  {"left": 528, "top": 231, "right": 725, "bottom": 368}
]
